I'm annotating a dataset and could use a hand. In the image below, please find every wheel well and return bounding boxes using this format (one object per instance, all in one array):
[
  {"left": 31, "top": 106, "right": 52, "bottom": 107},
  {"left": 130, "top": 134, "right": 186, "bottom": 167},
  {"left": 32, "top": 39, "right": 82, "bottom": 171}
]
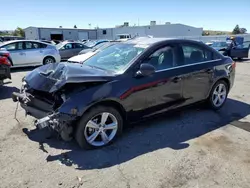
[
  {"left": 218, "top": 77, "right": 230, "bottom": 90},
  {"left": 84, "top": 100, "right": 127, "bottom": 122},
  {"left": 43, "top": 56, "right": 55, "bottom": 64},
  {"left": 207, "top": 77, "right": 230, "bottom": 98}
]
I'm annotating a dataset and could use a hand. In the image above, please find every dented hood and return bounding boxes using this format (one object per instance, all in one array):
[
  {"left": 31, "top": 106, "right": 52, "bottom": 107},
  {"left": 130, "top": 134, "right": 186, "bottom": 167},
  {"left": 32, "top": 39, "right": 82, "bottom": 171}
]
[{"left": 24, "top": 62, "right": 114, "bottom": 93}]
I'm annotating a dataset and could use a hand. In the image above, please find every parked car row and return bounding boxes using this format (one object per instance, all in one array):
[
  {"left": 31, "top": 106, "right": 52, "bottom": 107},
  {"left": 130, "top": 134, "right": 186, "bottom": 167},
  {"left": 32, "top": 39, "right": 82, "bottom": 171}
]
[
  {"left": 0, "top": 39, "right": 113, "bottom": 68},
  {"left": 12, "top": 37, "right": 236, "bottom": 149}
]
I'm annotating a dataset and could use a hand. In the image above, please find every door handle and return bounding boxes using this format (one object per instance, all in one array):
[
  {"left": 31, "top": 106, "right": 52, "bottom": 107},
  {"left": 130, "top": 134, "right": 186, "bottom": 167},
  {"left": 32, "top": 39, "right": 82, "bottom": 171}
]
[
  {"left": 172, "top": 76, "right": 182, "bottom": 83},
  {"left": 39, "top": 50, "right": 43, "bottom": 53},
  {"left": 19, "top": 52, "right": 25, "bottom": 55}
]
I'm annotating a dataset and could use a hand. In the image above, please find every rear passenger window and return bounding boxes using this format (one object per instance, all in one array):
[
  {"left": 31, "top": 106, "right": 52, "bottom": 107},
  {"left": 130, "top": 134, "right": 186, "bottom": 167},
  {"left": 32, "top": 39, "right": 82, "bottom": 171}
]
[
  {"left": 181, "top": 45, "right": 213, "bottom": 65},
  {"left": 74, "top": 43, "right": 85, "bottom": 48},
  {"left": 33, "top": 42, "right": 47, "bottom": 49}
]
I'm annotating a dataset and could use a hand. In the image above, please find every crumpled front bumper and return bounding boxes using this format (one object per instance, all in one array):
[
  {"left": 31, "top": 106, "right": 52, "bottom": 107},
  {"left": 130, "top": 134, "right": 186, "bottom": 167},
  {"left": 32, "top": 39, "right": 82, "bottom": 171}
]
[
  {"left": 12, "top": 91, "right": 51, "bottom": 119},
  {"left": 12, "top": 91, "right": 76, "bottom": 130}
]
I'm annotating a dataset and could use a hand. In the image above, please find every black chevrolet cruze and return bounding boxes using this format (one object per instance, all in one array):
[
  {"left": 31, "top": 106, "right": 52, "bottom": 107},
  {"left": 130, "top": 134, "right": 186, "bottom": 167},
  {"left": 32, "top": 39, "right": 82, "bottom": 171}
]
[{"left": 12, "top": 37, "right": 235, "bottom": 149}]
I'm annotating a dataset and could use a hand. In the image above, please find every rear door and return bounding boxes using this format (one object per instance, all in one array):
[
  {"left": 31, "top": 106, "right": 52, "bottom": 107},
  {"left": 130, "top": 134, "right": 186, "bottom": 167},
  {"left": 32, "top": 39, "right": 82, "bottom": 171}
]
[
  {"left": 178, "top": 42, "right": 219, "bottom": 105},
  {"left": 2, "top": 42, "right": 27, "bottom": 66},
  {"left": 23, "top": 41, "right": 44, "bottom": 65},
  {"left": 72, "top": 43, "right": 87, "bottom": 56}
]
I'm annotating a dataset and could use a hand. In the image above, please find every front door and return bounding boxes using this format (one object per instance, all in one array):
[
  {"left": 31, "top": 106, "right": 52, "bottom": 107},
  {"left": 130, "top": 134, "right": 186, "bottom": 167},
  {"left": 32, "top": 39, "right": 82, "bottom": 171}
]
[
  {"left": 59, "top": 43, "right": 73, "bottom": 60},
  {"left": 123, "top": 44, "right": 183, "bottom": 120}
]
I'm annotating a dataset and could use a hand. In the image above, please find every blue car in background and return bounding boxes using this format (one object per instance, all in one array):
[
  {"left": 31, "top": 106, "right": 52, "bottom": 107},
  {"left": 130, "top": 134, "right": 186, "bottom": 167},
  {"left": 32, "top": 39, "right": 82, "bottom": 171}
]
[{"left": 84, "top": 40, "right": 109, "bottom": 48}]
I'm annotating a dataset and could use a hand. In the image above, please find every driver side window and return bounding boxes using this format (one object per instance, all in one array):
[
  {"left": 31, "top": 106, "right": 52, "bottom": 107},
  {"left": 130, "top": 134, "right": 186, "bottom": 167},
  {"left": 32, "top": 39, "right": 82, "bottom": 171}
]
[
  {"left": 61, "top": 43, "right": 73, "bottom": 50},
  {"left": 146, "top": 46, "right": 175, "bottom": 71}
]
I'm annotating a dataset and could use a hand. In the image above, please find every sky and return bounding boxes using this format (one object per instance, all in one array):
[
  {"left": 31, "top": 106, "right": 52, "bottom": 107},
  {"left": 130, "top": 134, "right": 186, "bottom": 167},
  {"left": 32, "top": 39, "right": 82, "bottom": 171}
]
[{"left": 2, "top": 0, "right": 250, "bottom": 32}]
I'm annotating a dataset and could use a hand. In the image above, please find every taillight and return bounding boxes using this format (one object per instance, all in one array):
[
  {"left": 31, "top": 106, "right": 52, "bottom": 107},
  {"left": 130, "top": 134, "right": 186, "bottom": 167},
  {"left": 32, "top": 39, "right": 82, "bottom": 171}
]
[{"left": 0, "top": 56, "right": 11, "bottom": 66}]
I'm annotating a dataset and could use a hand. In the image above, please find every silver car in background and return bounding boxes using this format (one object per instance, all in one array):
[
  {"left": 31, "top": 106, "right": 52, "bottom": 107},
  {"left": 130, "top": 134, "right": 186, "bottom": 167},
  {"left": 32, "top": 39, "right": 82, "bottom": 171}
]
[
  {"left": 56, "top": 41, "right": 89, "bottom": 61},
  {"left": 0, "top": 40, "right": 61, "bottom": 67}
]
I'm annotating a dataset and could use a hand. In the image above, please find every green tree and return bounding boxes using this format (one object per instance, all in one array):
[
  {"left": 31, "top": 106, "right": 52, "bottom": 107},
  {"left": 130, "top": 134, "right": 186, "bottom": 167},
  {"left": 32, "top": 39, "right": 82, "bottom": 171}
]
[
  {"left": 232, "top": 25, "right": 241, "bottom": 34},
  {"left": 13, "top": 27, "right": 25, "bottom": 37},
  {"left": 74, "top": 25, "right": 77, "bottom": 28},
  {"left": 240, "top": 28, "right": 247, "bottom": 34}
]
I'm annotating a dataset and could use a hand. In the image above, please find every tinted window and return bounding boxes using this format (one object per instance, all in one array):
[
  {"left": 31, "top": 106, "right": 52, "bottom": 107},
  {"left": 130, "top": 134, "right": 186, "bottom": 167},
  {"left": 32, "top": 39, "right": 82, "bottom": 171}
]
[
  {"left": 74, "top": 43, "right": 85, "bottom": 48},
  {"left": 61, "top": 43, "right": 73, "bottom": 49},
  {"left": 146, "top": 46, "right": 175, "bottom": 71},
  {"left": 25, "top": 42, "right": 33, "bottom": 49},
  {"left": 34, "top": 42, "right": 47, "bottom": 49},
  {"left": 3, "top": 42, "right": 23, "bottom": 51},
  {"left": 4, "top": 43, "right": 16, "bottom": 50},
  {"left": 181, "top": 44, "right": 213, "bottom": 64}
]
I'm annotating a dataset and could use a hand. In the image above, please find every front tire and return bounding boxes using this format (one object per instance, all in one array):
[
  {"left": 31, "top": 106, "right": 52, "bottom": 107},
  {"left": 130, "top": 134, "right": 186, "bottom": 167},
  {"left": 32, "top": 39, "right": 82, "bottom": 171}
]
[
  {"left": 75, "top": 106, "right": 123, "bottom": 149},
  {"left": 208, "top": 80, "right": 229, "bottom": 110}
]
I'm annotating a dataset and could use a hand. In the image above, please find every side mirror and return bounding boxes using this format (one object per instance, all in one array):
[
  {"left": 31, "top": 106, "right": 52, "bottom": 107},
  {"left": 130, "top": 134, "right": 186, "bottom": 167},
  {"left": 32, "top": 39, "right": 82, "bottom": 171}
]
[{"left": 135, "top": 63, "right": 155, "bottom": 77}]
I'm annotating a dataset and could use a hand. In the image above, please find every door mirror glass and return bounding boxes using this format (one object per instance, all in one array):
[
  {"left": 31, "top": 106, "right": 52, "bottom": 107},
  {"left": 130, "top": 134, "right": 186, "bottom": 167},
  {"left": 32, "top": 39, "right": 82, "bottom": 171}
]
[{"left": 136, "top": 63, "right": 155, "bottom": 77}]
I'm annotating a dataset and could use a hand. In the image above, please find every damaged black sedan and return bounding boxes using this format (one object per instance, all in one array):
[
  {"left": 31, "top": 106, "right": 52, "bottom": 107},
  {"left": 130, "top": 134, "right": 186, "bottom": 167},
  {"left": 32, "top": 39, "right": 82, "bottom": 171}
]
[{"left": 12, "top": 38, "right": 235, "bottom": 149}]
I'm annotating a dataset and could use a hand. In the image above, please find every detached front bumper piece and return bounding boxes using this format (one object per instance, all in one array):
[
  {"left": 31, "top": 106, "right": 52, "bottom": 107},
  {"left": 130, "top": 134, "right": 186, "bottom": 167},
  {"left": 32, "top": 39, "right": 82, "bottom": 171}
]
[{"left": 12, "top": 92, "right": 51, "bottom": 119}]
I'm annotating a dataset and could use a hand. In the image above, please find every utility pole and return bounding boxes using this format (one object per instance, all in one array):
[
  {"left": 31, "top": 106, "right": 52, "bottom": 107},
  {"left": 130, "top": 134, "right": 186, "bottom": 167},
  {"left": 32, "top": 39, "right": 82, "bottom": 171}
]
[{"left": 138, "top": 18, "right": 140, "bottom": 26}]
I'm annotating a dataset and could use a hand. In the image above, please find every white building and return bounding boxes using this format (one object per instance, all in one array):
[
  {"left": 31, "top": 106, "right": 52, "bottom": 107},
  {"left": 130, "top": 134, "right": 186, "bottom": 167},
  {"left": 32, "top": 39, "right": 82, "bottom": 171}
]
[
  {"left": 24, "top": 22, "right": 203, "bottom": 41},
  {"left": 97, "top": 22, "right": 203, "bottom": 40},
  {"left": 24, "top": 27, "right": 97, "bottom": 41}
]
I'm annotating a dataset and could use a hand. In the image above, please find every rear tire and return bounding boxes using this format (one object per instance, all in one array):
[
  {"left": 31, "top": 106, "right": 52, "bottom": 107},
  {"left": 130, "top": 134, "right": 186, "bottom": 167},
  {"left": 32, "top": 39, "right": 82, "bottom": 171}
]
[
  {"left": 208, "top": 80, "right": 229, "bottom": 110},
  {"left": 75, "top": 106, "right": 123, "bottom": 150},
  {"left": 43, "top": 57, "right": 55, "bottom": 65}
]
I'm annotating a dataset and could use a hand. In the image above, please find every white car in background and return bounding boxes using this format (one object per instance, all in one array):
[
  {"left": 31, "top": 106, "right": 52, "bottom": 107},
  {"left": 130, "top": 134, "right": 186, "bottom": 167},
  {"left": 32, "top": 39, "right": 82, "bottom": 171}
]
[
  {"left": 0, "top": 40, "right": 61, "bottom": 67},
  {"left": 67, "top": 41, "right": 118, "bottom": 64}
]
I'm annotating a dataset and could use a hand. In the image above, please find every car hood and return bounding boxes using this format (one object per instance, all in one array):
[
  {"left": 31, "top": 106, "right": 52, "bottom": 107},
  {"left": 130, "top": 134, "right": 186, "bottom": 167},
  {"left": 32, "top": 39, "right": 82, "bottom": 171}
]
[
  {"left": 24, "top": 62, "right": 114, "bottom": 93},
  {"left": 68, "top": 51, "right": 97, "bottom": 63}
]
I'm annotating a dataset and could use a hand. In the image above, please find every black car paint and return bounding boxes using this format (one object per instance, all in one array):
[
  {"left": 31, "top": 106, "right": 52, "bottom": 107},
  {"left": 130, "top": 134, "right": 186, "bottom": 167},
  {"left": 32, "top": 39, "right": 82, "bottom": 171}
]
[{"left": 14, "top": 39, "right": 234, "bottom": 126}]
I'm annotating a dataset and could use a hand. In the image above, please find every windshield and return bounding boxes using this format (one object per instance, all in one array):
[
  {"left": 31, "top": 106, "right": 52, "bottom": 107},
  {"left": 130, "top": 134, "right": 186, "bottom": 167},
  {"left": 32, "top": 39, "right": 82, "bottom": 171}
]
[
  {"left": 93, "top": 42, "right": 109, "bottom": 50},
  {"left": 84, "top": 43, "right": 145, "bottom": 73},
  {"left": 211, "top": 42, "right": 228, "bottom": 48},
  {"left": 84, "top": 41, "right": 97, "bottom": 48}
]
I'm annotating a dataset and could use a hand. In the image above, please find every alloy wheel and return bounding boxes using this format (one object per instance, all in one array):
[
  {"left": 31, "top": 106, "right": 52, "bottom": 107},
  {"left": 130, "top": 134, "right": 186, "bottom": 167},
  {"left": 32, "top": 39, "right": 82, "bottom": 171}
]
[
  {"left": 44, "top": 58, "right": 54, "bottom": 64},
  {"left": 84, "top": 112, "right": 118, "bottom": 147},
  {"left": 212, "top": 83, "right": 227, "bottom": 107}
]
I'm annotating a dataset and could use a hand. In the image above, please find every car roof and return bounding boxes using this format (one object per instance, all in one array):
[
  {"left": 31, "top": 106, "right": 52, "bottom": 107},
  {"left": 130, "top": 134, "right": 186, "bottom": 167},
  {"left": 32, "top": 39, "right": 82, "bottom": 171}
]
[
  {"left": 125, "top": 37, "right": 201, "bottom": 46},
  {"left": 0, "top": 40, "right": 53, "bottom": 46}
]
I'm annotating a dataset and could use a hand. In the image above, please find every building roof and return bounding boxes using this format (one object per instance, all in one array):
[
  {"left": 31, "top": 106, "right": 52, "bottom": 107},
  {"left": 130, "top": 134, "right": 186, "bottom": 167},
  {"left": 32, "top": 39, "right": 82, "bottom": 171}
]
[{"left": 24, "top": 26, "right": 96, "bottom": 31}]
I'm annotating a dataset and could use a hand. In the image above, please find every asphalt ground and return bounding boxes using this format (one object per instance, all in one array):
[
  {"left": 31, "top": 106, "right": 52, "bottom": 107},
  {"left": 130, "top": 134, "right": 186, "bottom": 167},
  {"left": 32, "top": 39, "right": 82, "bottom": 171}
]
[{"left": 0, "top": 59, "right": 250, "bottom": 188}]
